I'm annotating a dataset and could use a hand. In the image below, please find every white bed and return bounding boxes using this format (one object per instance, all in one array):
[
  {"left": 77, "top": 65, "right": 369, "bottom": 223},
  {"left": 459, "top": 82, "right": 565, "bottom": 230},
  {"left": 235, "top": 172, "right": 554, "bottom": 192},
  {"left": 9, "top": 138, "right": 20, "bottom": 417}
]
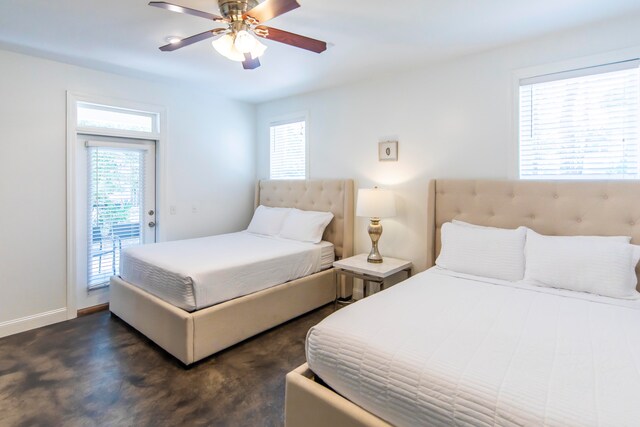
[
  {"left": 110, "top": 179, "right": 354, "bottom": 366},
  {"left": 285, "top": 179, "right": 640, "bottom": 427},
  {"left": 307, "top": 267, "right": 640, "bottom": 426},
  {"left": 120, "top": 231, "right": 335, "bottom": 312}
]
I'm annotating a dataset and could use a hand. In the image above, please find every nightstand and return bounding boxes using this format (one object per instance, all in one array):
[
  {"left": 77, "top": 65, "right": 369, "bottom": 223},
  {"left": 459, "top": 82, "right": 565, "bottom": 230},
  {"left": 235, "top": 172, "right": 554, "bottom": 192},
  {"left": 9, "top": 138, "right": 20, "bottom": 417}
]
[{"left": 333, "top": 254, "right": 412, "bottom": 306}]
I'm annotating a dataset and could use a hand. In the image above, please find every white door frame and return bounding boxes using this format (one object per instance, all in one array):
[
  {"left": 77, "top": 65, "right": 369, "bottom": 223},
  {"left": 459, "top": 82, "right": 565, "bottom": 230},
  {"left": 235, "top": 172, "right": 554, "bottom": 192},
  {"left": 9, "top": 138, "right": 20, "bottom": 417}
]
[{"left": 66, "top": 91, "right": 167, "bottom": 319}]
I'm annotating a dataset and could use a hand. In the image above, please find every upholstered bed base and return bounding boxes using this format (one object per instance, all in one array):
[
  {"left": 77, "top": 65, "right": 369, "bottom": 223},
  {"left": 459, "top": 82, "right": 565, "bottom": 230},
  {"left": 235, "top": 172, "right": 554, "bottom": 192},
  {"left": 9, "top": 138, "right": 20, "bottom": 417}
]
[
  {"left": 285, "top": 178, "right": 640, "bottom": 426},
  {"left": 285, "top": 364, "right": 391, "bottom": 427},
  {"left": 111, "top": 270, "right": 335, "bottom": 365}
]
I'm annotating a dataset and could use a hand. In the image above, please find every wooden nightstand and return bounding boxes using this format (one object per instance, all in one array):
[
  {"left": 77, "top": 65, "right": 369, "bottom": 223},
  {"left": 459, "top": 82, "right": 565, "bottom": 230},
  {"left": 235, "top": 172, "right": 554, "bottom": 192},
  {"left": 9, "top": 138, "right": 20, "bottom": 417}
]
[{"left": 333, "top": 254, "right": 412, "bottom": 306}]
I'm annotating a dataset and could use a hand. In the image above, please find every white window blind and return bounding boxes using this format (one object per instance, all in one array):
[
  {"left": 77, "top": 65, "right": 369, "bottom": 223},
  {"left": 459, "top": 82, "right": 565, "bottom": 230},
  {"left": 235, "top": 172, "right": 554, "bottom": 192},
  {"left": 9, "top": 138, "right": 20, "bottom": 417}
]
[
  {"left": 87, "top": 145, "right": 146, "bottom": 289},
  {"left": 270, "top": 119, "right": 306, "bottom": 179},
  {"left": 519, "top": 60, "right": 640, "bottom": 179}
]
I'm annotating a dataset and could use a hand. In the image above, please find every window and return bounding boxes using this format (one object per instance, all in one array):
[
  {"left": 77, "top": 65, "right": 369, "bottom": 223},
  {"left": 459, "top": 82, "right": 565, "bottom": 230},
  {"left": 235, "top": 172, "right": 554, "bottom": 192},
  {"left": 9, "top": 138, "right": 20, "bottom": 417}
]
[
  {"left": 78, "top": 102, "right": 158, "bottom": 133},
  {"left": 519, "top": 60, "right": 640, "bottom": 179},
  {"left": 270, "top": 118, "right": 307, "bottom": 179}
]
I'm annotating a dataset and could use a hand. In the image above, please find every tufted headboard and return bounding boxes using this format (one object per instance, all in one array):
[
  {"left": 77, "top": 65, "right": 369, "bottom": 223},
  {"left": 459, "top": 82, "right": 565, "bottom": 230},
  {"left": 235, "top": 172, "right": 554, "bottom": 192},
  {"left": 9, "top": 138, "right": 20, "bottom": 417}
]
[
  {"left": 254, "top": 179, "right": 354, "bottom": 259},
  {"left": 426, "top": 179, "right": 640, "bottom": 288}
]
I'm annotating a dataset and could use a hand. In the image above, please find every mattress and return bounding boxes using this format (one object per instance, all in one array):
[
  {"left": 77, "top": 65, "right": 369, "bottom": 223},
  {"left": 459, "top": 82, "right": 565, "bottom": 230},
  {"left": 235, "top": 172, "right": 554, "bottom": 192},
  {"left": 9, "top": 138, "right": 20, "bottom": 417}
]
[
  {"left": 306, "top": 268, "right": 640, "bottom": 427},
  {"left": 120, "top": 231, "right": 334, "bottom": 312}
]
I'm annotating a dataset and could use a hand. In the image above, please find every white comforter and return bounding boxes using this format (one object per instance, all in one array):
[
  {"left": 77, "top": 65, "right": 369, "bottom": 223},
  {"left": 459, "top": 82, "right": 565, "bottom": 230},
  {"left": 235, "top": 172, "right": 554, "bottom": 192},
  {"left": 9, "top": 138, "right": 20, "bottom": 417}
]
[
  {"left": 120, "top": 231, "right": 326, "bottom": 311},
  {"left": 306, "top": 268, "right": 640, "bottom": 427}
]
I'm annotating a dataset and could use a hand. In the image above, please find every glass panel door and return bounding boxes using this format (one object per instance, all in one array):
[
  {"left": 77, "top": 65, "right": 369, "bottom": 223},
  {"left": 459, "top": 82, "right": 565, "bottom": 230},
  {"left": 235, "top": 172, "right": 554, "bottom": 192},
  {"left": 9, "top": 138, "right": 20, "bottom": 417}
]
[{"left": 86, "top": 139, "right": 155, "bottom": 289}]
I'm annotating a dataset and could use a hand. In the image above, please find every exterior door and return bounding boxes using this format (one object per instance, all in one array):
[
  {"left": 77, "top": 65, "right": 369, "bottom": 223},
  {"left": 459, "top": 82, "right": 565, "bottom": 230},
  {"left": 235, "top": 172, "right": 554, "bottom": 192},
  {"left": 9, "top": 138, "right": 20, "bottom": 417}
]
[{"left": 76, "top": 136, "right": 156, "bottom": 309}]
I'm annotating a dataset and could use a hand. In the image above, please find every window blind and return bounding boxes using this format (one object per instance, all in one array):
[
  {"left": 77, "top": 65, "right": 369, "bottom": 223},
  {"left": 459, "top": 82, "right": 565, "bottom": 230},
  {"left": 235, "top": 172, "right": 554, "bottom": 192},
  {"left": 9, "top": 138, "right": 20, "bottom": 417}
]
[
  {"left": 87, "top": 145, "right": 145, "bottom": 289},
  {"left": 519, "top": 60, "right": 640, "bottom": 179},
  {"left": 270, "top": 119, "right": 306, "bottom": 179}
]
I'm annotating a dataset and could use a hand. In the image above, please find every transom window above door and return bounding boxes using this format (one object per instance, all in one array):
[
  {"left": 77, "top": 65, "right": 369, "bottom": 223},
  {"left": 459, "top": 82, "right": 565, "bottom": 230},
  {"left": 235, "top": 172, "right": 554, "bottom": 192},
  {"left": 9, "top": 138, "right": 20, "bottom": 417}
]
[{"left": 77, "top": 102, "right": 159, "bottom": 134}]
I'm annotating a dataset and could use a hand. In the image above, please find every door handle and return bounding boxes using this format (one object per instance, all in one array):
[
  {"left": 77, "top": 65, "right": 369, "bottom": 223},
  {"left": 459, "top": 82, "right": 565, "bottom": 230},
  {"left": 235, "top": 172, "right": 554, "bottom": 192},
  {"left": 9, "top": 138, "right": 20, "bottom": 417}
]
[{"left": 148, "top": 221, "right": 156, "bottom": 228}]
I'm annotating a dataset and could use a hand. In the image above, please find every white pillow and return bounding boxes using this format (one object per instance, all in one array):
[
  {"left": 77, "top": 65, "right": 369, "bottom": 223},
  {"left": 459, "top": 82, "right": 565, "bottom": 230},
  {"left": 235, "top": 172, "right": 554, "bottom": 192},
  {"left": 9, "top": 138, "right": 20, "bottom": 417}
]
[
  {"left": 246, "top": 205, "right": 291, "bottom": 236},
  {"left": 279, "top": 209, "right": 334, "bottom": 243},
  {"left": 436, "top": 221, "right": 527, "bottom": 281},
  {"left": 524, "top": 229, "right": 640, "bottom": 299}
]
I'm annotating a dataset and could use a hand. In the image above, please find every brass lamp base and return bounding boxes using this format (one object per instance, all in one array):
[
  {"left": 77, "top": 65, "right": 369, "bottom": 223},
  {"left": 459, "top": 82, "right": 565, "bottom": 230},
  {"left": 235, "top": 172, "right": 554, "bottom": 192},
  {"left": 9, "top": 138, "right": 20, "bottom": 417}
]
[{"left": 367, "top": 218, "right": 383, "bottom": 263}]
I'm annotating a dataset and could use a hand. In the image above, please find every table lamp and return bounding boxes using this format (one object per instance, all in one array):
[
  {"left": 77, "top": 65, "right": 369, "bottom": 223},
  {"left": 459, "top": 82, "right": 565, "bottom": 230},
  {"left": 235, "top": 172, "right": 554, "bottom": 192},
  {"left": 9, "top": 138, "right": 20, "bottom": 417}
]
[{"left": 356, "top": 187, "right": 396, "bottom": 263}]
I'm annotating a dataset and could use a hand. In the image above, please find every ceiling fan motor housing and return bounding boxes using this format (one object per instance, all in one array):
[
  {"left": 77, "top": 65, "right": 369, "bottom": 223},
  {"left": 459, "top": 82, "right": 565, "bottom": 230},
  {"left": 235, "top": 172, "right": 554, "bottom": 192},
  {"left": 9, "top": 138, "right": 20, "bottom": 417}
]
[{"left": 218, "top": 0, "right": 258, "bottom": 22}]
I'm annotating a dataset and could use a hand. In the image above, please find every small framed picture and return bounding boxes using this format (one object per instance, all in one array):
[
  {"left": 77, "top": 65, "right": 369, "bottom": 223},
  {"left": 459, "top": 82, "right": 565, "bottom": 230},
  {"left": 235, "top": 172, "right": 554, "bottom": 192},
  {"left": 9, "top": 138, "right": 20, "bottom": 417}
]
[{"left": 379, "top": 141, "right": 398, "bottom": 161}]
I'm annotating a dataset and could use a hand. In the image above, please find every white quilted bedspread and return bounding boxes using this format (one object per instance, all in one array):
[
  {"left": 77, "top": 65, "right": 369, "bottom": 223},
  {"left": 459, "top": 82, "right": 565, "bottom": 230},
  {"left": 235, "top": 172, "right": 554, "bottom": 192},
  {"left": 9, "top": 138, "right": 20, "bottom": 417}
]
[
  {"left": 120, "top": 231, "right": 329, "bottom": 311},
  {"left": 306, "top": 268, "right": 640, "bottom": 427}
]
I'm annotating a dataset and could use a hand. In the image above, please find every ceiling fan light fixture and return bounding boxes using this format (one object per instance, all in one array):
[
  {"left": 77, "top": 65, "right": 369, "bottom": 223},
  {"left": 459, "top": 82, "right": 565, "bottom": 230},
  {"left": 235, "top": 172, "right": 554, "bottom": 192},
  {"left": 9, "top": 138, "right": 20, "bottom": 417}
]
[
  {"left": 212, "top": 34, "right": 245, "bottom": 62},
  {"left": 152, "top": 0, "right": 327, "bottom": 69}
]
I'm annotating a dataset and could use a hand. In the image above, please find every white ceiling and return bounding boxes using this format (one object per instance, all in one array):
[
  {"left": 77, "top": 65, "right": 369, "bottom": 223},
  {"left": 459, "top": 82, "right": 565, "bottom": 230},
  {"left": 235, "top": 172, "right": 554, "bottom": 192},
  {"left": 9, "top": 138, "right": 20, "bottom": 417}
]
[{"left": 1, "top": 0, "right": 640, "bottom": 103}]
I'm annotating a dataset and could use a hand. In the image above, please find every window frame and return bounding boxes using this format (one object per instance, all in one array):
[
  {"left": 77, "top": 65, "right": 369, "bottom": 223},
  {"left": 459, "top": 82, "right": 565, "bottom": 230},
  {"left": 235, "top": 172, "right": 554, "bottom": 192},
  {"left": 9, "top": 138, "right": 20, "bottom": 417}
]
[
  {"left": 268, "top": 112, "right": 309, "bottom": 180},
  {"left": 510, "top": 46, "right": 640, "bottom": 179}
]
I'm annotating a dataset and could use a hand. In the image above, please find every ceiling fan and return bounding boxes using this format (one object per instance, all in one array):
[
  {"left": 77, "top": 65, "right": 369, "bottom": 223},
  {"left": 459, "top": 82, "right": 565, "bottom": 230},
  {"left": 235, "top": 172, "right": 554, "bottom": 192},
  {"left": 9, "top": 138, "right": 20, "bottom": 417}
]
[{"left": 149, "top": 0, "right": 327, "bottom": 70}]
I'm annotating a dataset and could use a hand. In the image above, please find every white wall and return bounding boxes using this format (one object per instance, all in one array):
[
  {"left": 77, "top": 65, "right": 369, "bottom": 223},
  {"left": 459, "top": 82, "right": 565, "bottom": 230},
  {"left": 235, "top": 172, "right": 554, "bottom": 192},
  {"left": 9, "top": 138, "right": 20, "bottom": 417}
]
[
  {"left": 256, "top": 13, "right": 640, "bottom": 274},
  {"left": 0, "top": 49, "right": 255, "bottom": 336},
  {"left": 3, "top": 12, "right": 640, "bottom": 336}
]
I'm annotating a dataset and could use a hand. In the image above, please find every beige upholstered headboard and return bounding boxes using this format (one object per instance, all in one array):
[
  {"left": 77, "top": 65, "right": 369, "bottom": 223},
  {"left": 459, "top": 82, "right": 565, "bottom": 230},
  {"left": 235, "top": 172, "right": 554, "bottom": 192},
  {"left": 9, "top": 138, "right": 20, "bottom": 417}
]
[
  {"left": 427, "top": 179, "right": 640, "bottom": 288},
  {"left": 255, "top": 179, "right": 354, "bottom": 259}
]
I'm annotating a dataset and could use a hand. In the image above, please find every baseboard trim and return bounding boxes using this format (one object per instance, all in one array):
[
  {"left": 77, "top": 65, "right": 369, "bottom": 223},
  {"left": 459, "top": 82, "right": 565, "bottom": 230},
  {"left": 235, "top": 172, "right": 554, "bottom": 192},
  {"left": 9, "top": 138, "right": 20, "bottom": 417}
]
[
  {"left": 0, "top": 308, "right": 68, "bottom": 339},
  {"left": 78, "top": 303, "right": 109, "bottom": 317}
]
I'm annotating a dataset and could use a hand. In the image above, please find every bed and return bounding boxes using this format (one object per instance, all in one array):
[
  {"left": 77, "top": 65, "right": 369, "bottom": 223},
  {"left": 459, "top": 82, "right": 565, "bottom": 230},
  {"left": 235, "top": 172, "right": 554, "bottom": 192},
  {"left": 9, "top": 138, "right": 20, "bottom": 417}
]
[
  {"left": 285, "top": 179, "right": 640, "bottom": 427},
  {"left": 119, "top": 232, "right": 336, "bottom": 312},
  {"left": 110, "top": 179, "right": 354, "bottom": 365}
]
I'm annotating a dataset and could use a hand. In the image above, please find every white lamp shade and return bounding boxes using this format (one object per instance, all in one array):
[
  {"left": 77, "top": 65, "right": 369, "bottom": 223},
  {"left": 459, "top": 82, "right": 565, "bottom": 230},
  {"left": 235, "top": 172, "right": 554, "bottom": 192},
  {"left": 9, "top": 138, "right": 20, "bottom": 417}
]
[
  {"left": 356, "top": 188, "right": 396, "bottom": 218},
  {"left": 234, "top": 30, "right": 268, "bottom": 59},
  {"left": 234, "top": 30, "right": 255, "bottom": 53},
  {"left": 212, "top": 34, "right": 245, "bottom": 62},
  {"left": 249, "top": 38, "right": 267, "bottom": 59}
]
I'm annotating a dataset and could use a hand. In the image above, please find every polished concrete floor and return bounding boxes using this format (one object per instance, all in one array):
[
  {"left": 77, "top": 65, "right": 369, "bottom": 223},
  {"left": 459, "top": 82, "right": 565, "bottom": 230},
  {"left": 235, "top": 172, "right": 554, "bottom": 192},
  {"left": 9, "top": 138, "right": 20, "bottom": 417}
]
[{"left": 0, "top": 305, "right": 334, "bottom": 427}]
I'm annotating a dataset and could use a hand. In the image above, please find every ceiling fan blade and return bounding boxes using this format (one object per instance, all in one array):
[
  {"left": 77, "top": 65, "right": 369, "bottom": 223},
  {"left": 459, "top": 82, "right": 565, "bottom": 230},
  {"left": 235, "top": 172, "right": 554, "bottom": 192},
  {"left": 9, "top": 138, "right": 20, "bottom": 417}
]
[
  {"left": 244, "top": 0, "right": 300, "bottom": 23},
  {"left": 254, "top": 26, "right": 326, "bottom": 53},
  {"left": 159, "top": 29, "right": 226, "bottom": 51},
  {"left": 149, "top": 2, "right": 225, "bottom": 22},
  {"left": 242, "top": 53, "right": 261, "bottom": 70}
]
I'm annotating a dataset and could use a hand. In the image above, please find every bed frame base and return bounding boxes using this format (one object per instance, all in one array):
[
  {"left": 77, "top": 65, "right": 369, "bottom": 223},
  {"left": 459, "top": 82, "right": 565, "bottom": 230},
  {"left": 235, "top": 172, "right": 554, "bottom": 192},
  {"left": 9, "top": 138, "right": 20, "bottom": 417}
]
[
  {"left": 285, "top": 364, "right": 391, "bottom": 427},
  {"left": 110, "top": 269, "right": 335, "bottom": 365}
]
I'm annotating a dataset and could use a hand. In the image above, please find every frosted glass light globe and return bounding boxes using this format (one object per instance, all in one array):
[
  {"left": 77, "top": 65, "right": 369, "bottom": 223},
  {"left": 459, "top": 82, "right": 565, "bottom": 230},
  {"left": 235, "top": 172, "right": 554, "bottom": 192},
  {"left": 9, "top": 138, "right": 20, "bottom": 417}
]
[
  {"left": 234, "top": 30, "right": 255, "bottom": 54},
  {"left": 212, "top": 34, "right": 245, "bottom": 62}
]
